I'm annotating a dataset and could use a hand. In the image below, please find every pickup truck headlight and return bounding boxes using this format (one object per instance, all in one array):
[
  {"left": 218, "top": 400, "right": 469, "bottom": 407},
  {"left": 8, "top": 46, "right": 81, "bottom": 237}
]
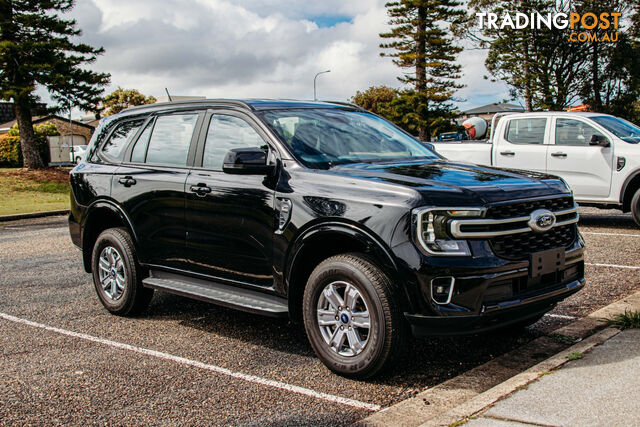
[{"left": 413, "top": 208, "right": 483, "bottom": 256}]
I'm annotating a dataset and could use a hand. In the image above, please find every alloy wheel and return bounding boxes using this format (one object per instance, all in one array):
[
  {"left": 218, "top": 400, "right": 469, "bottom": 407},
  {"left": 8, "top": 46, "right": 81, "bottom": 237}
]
[
  {"left": 316, "top": 281, "right": 371, "bottom": 357},
  {"left": 98, "top": 246, "right": 126, "bottom": 301}
]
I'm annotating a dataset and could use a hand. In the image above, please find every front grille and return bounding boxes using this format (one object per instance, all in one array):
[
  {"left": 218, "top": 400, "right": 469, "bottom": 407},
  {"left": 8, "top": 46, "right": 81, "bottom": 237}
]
[
  {"left": 490, "top": 224, "right": 577, "bottom": 260},
  {"left": 486, "top": 196, "right": 575, "bottom": 220}
]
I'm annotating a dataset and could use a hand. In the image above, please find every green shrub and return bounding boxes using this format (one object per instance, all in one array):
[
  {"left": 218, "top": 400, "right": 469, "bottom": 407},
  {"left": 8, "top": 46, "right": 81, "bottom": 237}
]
[
  {"left": 1, "top": 122, "right": 60, "bottom": 167},
  {"left": 0, "top": 134, "right": 21, "bottom": 166}
]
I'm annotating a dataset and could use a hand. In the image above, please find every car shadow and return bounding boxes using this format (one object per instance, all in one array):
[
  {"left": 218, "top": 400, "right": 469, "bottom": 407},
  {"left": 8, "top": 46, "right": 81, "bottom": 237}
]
[{"left": 145, "top": 291, "right": 544, "bottom": 387}]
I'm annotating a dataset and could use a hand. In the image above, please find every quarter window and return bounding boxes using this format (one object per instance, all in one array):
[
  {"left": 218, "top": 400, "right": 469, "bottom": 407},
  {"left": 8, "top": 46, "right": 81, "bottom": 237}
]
[
  {"left": 145, "top": 114, "right": 198, "bottom": 166},
  {"left": 505, "top": 118, "right": 547, "bottom": 145},
  {"left": 555, "top": 118, "right": 603, "bottom": 146},
  {"left": 101, "top": 119, "right": 144, "bottom": 161},
  {"left": 202, "top": 115, "right": 266, "bottom": 170}
]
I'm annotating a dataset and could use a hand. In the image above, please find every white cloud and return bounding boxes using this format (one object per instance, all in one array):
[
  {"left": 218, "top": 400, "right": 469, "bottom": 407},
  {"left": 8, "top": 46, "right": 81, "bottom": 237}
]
[{"left": 42, "top": 0, "right": 512, "bottom": 114}]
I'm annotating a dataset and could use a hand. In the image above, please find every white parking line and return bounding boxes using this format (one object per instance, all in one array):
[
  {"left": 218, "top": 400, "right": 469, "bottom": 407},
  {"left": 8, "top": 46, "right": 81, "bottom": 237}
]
[
  {"left": 0, "top": 312, "right": 381, "bottom": 412},
  {"left": 544, "top": 313, "right": 576, "bottom": 320},
  {"left": 582, "top": 232, "right": 640, "bottom": 238},
  {"left": 586, "top": 262, "right": 640, "bottom": 270}
]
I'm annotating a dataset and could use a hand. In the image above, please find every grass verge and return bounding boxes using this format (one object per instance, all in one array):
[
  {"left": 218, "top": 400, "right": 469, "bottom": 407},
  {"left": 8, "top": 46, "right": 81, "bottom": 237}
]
[
  {"left": 0, "top": 168, "right": 70, "bottom": 216},
  {"left": 610, "top": 310, "right": 640, "bottom": 330}
]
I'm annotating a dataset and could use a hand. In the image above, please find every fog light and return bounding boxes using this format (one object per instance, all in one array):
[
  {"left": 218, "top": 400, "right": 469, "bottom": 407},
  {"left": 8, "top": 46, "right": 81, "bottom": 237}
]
[{"left": 431, "top": 277, "right": 455, "bottom": 305}]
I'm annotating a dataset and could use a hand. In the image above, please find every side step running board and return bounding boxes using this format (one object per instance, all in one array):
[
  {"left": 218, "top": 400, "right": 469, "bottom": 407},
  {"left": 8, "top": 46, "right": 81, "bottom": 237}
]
[{"left": 142, "top": 271, "right": 288, "bottom": 318}]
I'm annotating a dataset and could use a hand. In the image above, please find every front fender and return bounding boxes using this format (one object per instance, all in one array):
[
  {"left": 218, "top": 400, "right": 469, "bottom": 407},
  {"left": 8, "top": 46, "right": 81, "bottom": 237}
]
[{"left": 285, "top": 221, "right": 399, "bottom": 285}]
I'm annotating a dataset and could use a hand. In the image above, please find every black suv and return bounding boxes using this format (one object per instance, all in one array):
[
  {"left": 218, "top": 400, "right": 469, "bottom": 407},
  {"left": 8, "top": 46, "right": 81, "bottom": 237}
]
[{"left": 69, "top": 99, "right": 585, "bottom": 378}]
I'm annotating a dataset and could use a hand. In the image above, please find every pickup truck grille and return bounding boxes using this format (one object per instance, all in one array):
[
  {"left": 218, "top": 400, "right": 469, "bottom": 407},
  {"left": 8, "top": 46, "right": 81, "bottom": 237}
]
[
  {"left": 489, "top": 224, "right": 577, "bottom": 260},
  {"left": 448, "top": 195, "right": 579, "bottom": 260}
]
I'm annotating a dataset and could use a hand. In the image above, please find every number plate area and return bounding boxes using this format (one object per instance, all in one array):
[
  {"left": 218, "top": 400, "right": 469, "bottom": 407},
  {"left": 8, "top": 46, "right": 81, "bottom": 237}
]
[{"left": 530, "top": 247, "right": 566, "bottom": 278}]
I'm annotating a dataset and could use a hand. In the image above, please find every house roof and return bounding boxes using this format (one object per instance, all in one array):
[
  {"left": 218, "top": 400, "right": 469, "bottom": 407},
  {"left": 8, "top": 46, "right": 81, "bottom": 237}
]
[
  {"left": 0, "top": 114, "right": 96, "bottom": 132},
  {"left": 463, "top": 103, "right": 525, "bottom": 115}
]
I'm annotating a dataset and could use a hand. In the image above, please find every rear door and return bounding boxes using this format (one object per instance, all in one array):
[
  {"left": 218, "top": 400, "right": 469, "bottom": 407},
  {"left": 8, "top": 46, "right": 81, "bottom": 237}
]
[
  {"left": 493, "top": 117, "right": 550, "bottom": 172},
  {"left": 547, "top": 117, "right": 614, "bottom": 198},
  {"left": 184, "top": 110, "right": 277, "bottom": 287},
  {"left": 112, "top": 111, "right": 204, "bottom": 269}
]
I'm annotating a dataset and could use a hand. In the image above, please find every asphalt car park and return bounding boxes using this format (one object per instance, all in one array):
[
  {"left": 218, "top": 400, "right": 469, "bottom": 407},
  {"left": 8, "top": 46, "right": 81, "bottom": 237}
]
[{"left": 1, "top": 208, "right": 639, "bottom": 425}]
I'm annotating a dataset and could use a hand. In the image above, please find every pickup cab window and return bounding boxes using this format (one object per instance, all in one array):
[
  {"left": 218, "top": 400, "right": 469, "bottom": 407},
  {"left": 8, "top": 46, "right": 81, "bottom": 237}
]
[
  {"left": 505, "top": 118, "right": 547, "bottom": 145},
  {"left": 555, "top": 118, "right": 602, "bottom": 146}
]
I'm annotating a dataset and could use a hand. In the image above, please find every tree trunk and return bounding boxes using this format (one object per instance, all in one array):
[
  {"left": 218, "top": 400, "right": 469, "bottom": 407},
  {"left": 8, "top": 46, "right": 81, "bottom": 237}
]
[
  {"left": 591, "top": 43, "right": 603, "bottom": 111},
  {"left": 522, "top": 37, "right": 533, "bottom": 111},
  {"left": 416, "top": 5, "right": 428, "bottom": 141},
  {"left": 14, "top": 100, "right": 44, "bottom": 169}
]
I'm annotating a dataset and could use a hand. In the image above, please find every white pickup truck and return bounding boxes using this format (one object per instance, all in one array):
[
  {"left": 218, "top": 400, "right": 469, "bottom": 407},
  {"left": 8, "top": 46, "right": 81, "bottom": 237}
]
[{"left": 432, "top": 112, "right": 640, "bottom": 226}]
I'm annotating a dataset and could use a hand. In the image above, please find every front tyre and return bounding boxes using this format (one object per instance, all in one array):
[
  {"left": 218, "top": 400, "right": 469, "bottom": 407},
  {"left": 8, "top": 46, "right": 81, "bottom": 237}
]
[
  {"left": 91, "top": 227, "right": 153, "bottom": 316},
  {"left": 632, "top": 188, "right": 640, "bottom": 227},
  {"left": 302, "top": 253, "right": 407, "bottom": 378}
]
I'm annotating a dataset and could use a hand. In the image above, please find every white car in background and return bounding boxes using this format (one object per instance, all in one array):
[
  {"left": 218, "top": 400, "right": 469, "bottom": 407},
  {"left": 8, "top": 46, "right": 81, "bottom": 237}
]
[
  {"left": 432, "top": 112, "right": 640, "bottom": 226},
  {"left": 69, "top": 145, "right": 88, "bottom": 164}
]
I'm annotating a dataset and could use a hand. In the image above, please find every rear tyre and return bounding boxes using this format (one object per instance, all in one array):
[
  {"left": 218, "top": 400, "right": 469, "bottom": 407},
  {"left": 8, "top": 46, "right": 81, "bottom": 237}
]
[
  {"left": 91, "top": 227, "right": 153, "bottom": 316},
  {"left": 302, "top": 253, "right": 408, "bottom": 378},
  {"left": 632, "top": 188, "right": 640, "bottom": 227}
]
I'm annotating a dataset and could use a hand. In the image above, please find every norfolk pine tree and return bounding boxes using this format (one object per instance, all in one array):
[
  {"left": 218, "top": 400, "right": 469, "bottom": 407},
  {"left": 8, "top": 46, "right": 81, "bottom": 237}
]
[
  {"left": 0, "top": 0, "right": 110, "bottom": 168},
  {"left": 380, "top": 0, "right": 465, "bottom": 141}
]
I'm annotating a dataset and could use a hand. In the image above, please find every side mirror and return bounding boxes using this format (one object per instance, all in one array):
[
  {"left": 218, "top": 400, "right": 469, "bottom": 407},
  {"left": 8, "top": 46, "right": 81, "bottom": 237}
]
[
  {"left": 589, "top": 134, "right": 611, "bottom": 147},
  {"left": 222, "top": 148, "right": 275, "bottom": 175}
]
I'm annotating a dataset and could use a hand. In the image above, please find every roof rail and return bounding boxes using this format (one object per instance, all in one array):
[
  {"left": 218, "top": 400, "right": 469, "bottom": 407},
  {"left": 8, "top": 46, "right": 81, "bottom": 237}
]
[
  {"left": 322, "top": 100, "right": 367, "bottom": 112},
  {"left": 123, "top": 99, "right": 254, "bottom": 113}
]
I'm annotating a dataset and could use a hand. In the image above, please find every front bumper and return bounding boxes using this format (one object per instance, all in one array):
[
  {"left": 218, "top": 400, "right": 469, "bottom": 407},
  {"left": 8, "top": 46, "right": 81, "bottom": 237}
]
[{"left": 405, "top": 278, "right": 584, "bottom": 337}]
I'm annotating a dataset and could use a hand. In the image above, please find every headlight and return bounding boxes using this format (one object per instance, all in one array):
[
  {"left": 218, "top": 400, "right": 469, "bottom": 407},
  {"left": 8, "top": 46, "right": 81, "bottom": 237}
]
[{"left": 413, "top": 208, "right": 484, "bottom": 256}]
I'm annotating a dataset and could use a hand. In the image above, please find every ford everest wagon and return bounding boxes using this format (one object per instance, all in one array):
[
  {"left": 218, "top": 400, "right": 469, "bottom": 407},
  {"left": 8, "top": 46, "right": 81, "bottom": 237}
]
[{"left": 69, "top": 99, "right": 585, "bottom": 378}]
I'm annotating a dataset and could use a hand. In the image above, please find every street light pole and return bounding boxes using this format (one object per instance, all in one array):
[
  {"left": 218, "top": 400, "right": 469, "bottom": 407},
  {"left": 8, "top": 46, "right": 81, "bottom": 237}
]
[{"left": 313, "top": 70, "right": 331, "bottom": 101}]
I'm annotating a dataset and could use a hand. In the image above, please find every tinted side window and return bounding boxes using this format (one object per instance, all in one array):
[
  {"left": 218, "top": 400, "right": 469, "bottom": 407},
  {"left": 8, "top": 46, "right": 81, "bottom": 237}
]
[
  {"left": 101, "top": 119, "right": 144, "bottom": 160},
  {"left": 130, "top": 120, "right": 153, "bottom": 163},
  {"left": 505, "top": 118, "right": 547, "bottom": 145},
  {"left": 202, "top": 115, "right": 266, "bottom": 170},
  {"left": 145, "top": 114, "right": 198, "bottom": 166},
  {"left": 556, "top": 118, "right": 603, "bottom": 146}
]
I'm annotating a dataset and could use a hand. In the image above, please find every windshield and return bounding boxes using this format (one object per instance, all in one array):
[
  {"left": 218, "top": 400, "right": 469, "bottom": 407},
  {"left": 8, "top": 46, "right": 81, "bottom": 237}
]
[
  {"left": 591, "top": 116, "right": 640, "bottom": 143},
  {"left": 257, "top": 108, "right": 438, "bottom": 169}
]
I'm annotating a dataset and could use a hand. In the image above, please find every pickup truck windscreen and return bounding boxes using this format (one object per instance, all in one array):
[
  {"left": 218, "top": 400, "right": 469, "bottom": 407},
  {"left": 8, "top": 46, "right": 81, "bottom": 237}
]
[
  {"left": 258, "top": 108, "right": 439, "bottom": 169},
  {"left": 591, "top": 116, "right": 640, "bottom": 144}
]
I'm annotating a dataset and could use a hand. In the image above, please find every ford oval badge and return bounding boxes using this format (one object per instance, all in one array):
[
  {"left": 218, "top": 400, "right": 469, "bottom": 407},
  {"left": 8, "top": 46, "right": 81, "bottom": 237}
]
[{"left": 528, "top": 209, "right": 556, "bottom": 233}]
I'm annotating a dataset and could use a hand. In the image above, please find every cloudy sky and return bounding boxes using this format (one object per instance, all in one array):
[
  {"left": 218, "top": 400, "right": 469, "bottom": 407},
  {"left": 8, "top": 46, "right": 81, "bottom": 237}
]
[{"left": 49, "top": 0, "right": 514, "bottom": 116}]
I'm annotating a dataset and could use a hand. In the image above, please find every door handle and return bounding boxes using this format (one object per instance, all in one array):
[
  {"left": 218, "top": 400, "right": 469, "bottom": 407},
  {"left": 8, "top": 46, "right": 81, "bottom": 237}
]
[
  {"left": 500, "top": 151, "right": 516, "bottom": 156},
  {"left": 551, "top": 152, "right": 568, "bottom": 158},
  {"left": 190, "top": 184, "right": 212, "bottom": 197},
  {"left": 118, "top": 176, "right": 137, "bottom": 187}
]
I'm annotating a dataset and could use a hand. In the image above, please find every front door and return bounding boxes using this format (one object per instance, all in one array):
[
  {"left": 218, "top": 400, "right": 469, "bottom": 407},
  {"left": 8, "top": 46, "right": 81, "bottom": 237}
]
[
  {"left": 493, "top": 117, "right": 549, "bottom": 172},
  {"left": 547, "top": 117, "right": 614, "bottom": 199},
  {"left": 185, "top": 111, "right": 277, "bottom": 287}
]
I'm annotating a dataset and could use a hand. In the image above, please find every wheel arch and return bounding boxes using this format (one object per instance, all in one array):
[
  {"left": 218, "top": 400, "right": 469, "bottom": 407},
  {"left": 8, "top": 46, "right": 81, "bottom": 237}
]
[
  {"left": 284, "top": 221, "right": 401, "bottom": 322},
  {"left": 81, "top": 200, "right": 137, "bottom": 273},
  {"left": 621, "top": 169, "right": 640, "bottom": 212}
]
